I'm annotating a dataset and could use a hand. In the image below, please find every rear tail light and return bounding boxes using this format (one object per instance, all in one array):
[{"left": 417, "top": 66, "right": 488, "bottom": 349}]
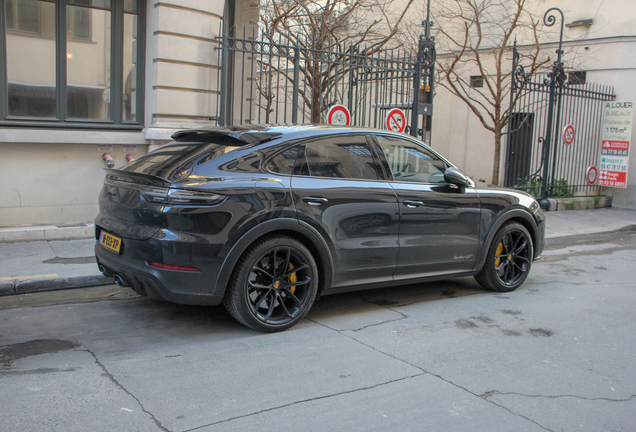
[
  {"left": 166, "top": 189, "right": 225, "bottom": 205},
  {"left": 141, "top": 187, "right": 169, "bottom": 203},
  {"left": 146, "top": 261, "right": 202, "bottom": 272},
  {"left": 141, "top": 188, "right": 225, "bottom": 206}
]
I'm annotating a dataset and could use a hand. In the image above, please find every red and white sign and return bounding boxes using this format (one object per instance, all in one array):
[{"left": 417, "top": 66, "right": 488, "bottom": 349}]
[
  {"left": 599, "top": 170, "right": 627, "bottom": 188},
  {"left": 97, "top": 144, "right": 113, "bottom": 152},
  {"left": 602, "top": 140, "right": 629, "bottom": 151},
  {"left": 598, "top": 101, "right": 633, "bottom": 188},
  {"left": 563, "top": 124, "right": 575, "bottom": 145},
  {"left": 586, "top": 166, "right": 598, "bottom": 185},
  {"left": 385, "top": 108, "right": 407, "bottom": 133},
  {"left": 327, "top": 105, "right": 351, "bottom": 125}
]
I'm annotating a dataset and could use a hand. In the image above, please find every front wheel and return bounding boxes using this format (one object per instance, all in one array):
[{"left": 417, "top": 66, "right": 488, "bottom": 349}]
[
  {"left": 223, "top": 235, "right": 318, "bottom": 332},
  {"left": 475, "top": 222, "right": 533, "bottom": 292}
]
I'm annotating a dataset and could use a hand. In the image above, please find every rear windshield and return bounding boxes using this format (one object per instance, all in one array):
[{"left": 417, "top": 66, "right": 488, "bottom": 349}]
[{"left": 121, "top": 142, "right": 240, "bottom": 179}]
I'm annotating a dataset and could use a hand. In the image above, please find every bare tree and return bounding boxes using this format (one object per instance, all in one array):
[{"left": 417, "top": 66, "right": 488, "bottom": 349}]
[
  {"left": 431, "top": 0, "right": 550, "bottom": 184},
  {"left": 258, "top": 0, "right": 415, "bottom": 123}
]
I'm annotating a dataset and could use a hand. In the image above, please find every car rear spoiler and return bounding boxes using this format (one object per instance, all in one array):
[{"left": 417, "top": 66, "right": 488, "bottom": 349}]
[{"left": 172, "top": 128, "right": 282, "bottom": 146}]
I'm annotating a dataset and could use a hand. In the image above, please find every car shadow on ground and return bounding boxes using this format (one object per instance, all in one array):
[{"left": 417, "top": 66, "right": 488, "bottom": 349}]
[
  {"left": 0, "top": 276, "right": 494, "bottom": 340},
  {"left": 124, "top": 276, "right": 490, "bottom": 335}
]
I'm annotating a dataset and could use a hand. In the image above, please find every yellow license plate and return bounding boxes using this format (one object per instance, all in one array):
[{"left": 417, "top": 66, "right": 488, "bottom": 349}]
[{"left": 100, "top": 231, "right": 122, "bottom": 254}]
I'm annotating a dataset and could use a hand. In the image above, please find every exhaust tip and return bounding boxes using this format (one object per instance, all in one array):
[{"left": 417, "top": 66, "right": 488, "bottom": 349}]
[
  {"left": 98, "top": 264, "right": 114, "bottom": 278},
  {"left": 113, "top": 274, "right": 127, "bottom": 287}
]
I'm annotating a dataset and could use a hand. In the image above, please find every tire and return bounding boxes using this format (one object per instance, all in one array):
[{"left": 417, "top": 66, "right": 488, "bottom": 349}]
[
  {"left": 475, "top": 222, "right": 533, "bottom": 292},
  {"left": 223, "top": 235, "right": 319, "bottom": 332}
]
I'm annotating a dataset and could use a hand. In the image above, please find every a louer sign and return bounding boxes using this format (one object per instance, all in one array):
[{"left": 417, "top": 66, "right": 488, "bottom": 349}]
[{"left": 598, "top": 102, "right": 633, "bottom": 188}]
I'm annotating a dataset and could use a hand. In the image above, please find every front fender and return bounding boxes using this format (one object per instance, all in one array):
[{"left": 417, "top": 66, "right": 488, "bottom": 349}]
[{"left": 475, "top": 208, "right": 542, "bottom": 271}]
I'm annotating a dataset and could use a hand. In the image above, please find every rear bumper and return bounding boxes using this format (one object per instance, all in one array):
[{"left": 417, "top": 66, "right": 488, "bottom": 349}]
[{"left": 95, "top": 233, "right": 225, "bottom": 306}]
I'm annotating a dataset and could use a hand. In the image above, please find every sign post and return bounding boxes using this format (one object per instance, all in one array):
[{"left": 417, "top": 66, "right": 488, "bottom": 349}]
[
  {"left": 598, "top": 102, "right": 633, "bottom": 188},
  {"left": 385, "top": 108, "right": 407, "bottom": 133}
]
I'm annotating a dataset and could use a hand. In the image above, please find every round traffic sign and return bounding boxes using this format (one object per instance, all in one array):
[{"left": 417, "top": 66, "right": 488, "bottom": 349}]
[
  {"left": 563, "top": 124, "right": 575, "bottom": 145},
  {"left": 586, "top": 166, "right": 598, "bottom": 185},
  {"left": 385, "top": 108, "right": 407, "bottom": 133},
  {"left": 327, "top": 105, "right": 351, "bottom": 125}
]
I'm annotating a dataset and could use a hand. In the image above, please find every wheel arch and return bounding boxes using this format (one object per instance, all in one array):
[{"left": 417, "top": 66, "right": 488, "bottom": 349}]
[
  {"left": 213, "top": 218, "right": 334, "bottom": 299},
  {"left": 475, "top": 208, "right": 539, "bottom": 271}
]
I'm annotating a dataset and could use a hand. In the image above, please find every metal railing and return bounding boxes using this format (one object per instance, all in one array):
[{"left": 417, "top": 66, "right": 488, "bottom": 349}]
[
  {"left": 216, "top": 28, "right": 434, "bottom": 140},
  {"left": 505, "top": 40, "right": 615, "bottom": 198}
]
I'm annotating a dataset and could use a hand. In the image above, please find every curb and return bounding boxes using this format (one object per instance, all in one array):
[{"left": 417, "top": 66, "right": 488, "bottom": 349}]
[
  {"left": 0, "top": 224, "right": 94, "bottom": 243},
  {"left": 545, "top": 196, "right": 611, "bottom": 211},
  {"left": 0, "top": 274, "right": 114, "bottom": 297}
]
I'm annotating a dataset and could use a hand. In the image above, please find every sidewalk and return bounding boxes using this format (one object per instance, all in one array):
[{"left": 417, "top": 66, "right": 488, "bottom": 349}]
[
  {"left": 0, "top": 238, "right": 108, "bottom": 296},
  {"left": 2, "top": 207, "right": 636, "bottom": 297}
]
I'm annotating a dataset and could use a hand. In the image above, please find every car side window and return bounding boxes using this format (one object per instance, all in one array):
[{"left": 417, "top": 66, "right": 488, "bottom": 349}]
[
  {"left": 376, "top": 135, "right": 447, "bottom": 184},
  {"left": 295, "top": 136, "right": 383, "bottom": 180},
  {"left": 267, "top": 146, "right": 299, "bottom": 175}
]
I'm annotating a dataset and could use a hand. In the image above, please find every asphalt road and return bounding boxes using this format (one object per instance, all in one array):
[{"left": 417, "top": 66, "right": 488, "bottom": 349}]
[{"left": 1, "top": 232, "right": 636, "bottom": 432}]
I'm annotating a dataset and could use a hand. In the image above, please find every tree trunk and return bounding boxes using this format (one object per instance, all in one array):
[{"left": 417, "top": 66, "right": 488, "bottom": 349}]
[
  {"left": 492, "top": 128, "right": 502, "bottom": 185},
  {"left": 311, "top": 82, "right": 321, "bottom": 123}
]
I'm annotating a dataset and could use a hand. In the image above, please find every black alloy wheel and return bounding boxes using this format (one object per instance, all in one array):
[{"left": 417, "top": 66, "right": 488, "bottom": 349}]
[
  {"left": 224, "top": 235, "right": 318, "bottom": 332},
  {"left": 475, "top": 222, "right": 533, "bottom": 292}
]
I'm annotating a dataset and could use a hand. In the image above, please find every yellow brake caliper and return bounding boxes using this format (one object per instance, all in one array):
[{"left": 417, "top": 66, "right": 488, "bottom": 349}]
[
  {"left": 495, "top": 242, "right": 504, "bottom": 267},
  {"left": 287, "top": 263, "right": 297, "bottom": 293}
]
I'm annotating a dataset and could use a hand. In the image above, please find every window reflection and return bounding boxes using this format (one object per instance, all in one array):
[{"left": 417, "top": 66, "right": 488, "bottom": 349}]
[
  {"left": 2, "top": 0, "right": 142, "bottom": 125},
  {"left": 298, "top": 137, "right": 382, "bottom": 180},
  {"left": 5, "top": 0, "right": 56, "bottom": 117},
  {"left": 377, "top": 136, "right": 447, "bottom": 184},
  {"left": 122, "top": 13, "right": 137, "bottom": 121},
  {"left": 66, "top": 5, "right": 111, "bottom": 120}
]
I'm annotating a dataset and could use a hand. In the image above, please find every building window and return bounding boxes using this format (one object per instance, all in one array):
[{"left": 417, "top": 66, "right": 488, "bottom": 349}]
[
  {"left": 1, "top": 0, "right": 145, "bottom": 128},
  {"left": 568, "top": 71, "right": 586, "bottom": 85},
  {"left": 470, "top": 75, "right": 484, "bottom": 88}
]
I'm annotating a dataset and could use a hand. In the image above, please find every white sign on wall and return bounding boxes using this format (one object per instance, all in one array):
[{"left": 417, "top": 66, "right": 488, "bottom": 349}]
[
  {"left": 97, "top": 144, "right": 113, "bottom": 152},
  {"left": 598, "top": 102, "right": 633, "bottom": 188}
]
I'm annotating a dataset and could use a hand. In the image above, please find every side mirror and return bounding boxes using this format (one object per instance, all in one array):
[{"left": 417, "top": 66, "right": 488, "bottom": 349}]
[{"left": 444, "top": 168, "right": 471, "bottom": 187}]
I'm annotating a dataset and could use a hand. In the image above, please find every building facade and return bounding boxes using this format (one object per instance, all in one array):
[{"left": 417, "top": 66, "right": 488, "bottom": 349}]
[
  {"left": 428, "top": 0, "right": 636, "bottom": 208},
  {"left": 0, "top": 0, "right": 256, "bottom": 228},
  {"left": 1, "top": 0, "right": 635, "bottom": 231}
]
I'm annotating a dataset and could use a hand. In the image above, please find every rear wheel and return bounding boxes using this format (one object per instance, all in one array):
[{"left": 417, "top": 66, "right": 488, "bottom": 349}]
[
  {"left": 223, "top": 235, "right": 318, "bottom": 332},
  {"left": 475, "top": 222, "right": 533, "bottom": 292}
]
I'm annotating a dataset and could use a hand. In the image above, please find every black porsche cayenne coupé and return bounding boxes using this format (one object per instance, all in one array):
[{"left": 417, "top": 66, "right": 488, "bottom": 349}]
[{"left": 95, "top": 125, "right": 545, "bottom": 332}]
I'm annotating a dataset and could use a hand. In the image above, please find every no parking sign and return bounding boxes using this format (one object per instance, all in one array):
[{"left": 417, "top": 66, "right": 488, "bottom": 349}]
[
  {"left": 385, "top": 108, "right": 407, "bottom": 133},
  {"left": 385, "top": 108, "right": 406, "bottom": 132},
  {"left": 563, "top": 124, "right": 575, "bottom": 145}
]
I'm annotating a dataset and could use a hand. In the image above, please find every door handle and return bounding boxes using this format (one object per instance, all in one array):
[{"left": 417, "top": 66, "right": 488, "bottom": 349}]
[
  {"left": 403, "top": 200, "right": 424, "bottom": 208},
  {"left": 303, "top": 197, "right": 328, "bottom": 205}
]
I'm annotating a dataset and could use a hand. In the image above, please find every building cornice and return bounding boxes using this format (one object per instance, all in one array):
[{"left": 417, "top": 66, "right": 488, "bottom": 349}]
[
  {"left": 436, "top": 34, "right": 636, "bottom": 58},
  {"left": 0, "top": 128, "right": 148, "bottom": 145}
]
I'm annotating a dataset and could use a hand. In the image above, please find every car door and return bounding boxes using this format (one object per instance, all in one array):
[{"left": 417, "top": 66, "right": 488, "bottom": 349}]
[
  {"left": 373, "top": 134, "right": 481, "bottom": 280},
  {"left": 291, "top": 134, "right": 400, "bottom": 289}
]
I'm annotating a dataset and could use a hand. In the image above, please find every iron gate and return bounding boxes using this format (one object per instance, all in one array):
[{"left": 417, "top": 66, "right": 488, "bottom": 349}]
[
  {"left": 215, "top": 28, "right": 435, "bottom": 140},
  {"left": 505, "top": 9, "right": 616, "bottom": 199}
]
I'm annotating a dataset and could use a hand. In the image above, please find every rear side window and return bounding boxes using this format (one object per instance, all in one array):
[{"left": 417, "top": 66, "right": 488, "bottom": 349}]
[
  {"left": 122, "top": 142, "right": 240, "bottom": 179},
  {"left": 294, "top": 136, "right": 383, "bottom": 180},
  {"left": 267, "top": 146, "right": 299, "bottom": 175}
]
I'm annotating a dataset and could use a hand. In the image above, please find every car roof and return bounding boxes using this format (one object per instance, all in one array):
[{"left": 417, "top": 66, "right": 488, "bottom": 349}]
[{"left": 171, "top": 124, "right": 414, "bottom": 147}]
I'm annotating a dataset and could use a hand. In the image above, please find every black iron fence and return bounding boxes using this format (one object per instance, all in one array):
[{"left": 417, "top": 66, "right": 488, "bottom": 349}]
[
  {"left": 505, "top": 45, "right": 615, "bottom": 198},
  {"left": 216, "top": 29, "right": 434, "bottom": 140}
]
